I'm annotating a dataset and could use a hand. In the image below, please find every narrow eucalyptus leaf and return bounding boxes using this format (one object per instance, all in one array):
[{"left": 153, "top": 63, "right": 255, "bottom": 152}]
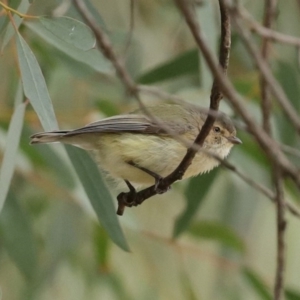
[
  {"left": 16, "top": 32, "right": 58, "bottom": 131},
  {"left": 0, "top": 101, "right": 26, "bottom": 213},
  {"left": 25, "top": 20, "right": 112, "bottom": 74},
  {"left": 39, "top": 17, "right": 96, "bottom": 51},
  {"left": 65, "top": 145, "right": 129, "bottom": 251}
]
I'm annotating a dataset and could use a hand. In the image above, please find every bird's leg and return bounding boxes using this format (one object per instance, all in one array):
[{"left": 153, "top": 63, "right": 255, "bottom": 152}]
[
  {"left": 116, "top": 179, "right": 139, "bottom": 215},
  {"left": 127, "top": 161, "right": 170, "bottom": 194},
  {"left": 124, "top": 180, "right": 136, "bottom": 199},
  {"left": 116, "top": 163, "right": 171, "bottom": 215},
  {"left": 120, "top": 180, "right": 137, "bottom": 206}
]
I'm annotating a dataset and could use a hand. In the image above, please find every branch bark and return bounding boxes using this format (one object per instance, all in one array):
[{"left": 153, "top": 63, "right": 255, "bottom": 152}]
[
  {"left": 73, "top": 0, "right": 300, "bottom": 220},
  {"left": 74, "top": 0, "right": 232, "bottom": 215},
  {"left": 260, "top": 0, "right": 277, "bottom": 133},
  {"left": 239, "top": 6, "right": 300, "bottom": 48},
  {"left": 257, "top": 2, "right": 286, "bottom": 298},
  {"left": 175, "top": 0, "right": 300, "bottom": 190},
  {"left": 231, "top": 14, "right": 300, "bottom": 136},
  {"left": 161, "top": 0, "right": 231, "bottom": 190},
  {"left": 273, "top": 165, "right": 286, "bottom": 300}
]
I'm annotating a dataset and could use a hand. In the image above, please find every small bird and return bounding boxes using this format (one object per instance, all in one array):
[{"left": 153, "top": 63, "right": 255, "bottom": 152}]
[{"left": 30, "top": 102, "right": 241, "bottom": 190}]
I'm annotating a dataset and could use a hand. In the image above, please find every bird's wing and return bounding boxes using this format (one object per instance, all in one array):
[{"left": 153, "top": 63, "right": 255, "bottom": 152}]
[{"left": 65, "top": 114, "right": 185, "bottom": 136}]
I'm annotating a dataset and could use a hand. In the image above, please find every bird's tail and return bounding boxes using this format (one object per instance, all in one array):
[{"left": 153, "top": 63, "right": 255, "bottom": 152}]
[{"left": 30, "top": 131, "right": 69, "bottom": 144}]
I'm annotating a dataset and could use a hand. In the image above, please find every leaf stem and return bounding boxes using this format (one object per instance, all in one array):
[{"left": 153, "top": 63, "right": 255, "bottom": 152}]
[{"left": 0, "top": 1, "right": 37, "bottom": 19}]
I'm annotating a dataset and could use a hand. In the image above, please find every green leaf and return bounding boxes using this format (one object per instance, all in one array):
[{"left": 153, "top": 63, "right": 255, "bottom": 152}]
[
  {"left": 137, "top": 49, "right": 199, "bottom": 84},
  {"left": 16, "top": 32, "right": 58, "bottom": 131},
  {"left": 65, "top": 145, "right": 129, "bottom": 251},
  {"left": 243, "top": 267, "right": 272, "bottom": 300},
  {"left": 39, "top": 17, "right": 96, "bottom": 51},
  {"left": 0, "top": 100, "right": 26, "bottom": 213},
  {"left": 286, "top": 289, "right": 300, "bottom": 300},
  {"left": 0, "top": 192, "right": 38, "bottom": 280},
  {"left": 187, "top": 220, "right": 245, "bottom": 253},
  {"left": 25, "top": 20, "right": 112, "bottom": 74},
  {"left": 0, "top": 0, "right": 31, "bottom": 52},
  {"left": 14, "top": 80, "right": 24, "bottom": 107},
  {"left": 173, "top": 168, "right": 219, "bottom": 237}
]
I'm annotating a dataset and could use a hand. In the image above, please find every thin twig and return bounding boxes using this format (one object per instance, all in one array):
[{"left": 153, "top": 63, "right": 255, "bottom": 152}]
[
  {"left": 202, "top": 149, "right": 300, "bottom": 218},
  {"left": 258, "top": 3, "right": 287, "bottom": 297},
  {"left": 122, "top": 0, "right": 135, "bottom": 56},
  {"left": 229, "top": 5, "right": 300, "bottom": 135},
  {"left": 161, "top": 0, "right": 231, "bottom": 188},
  {"left": 137, "top": 85, "right": 185, "bottom": 103},
  {"left": 280, "top": 144, "right": 300, "bottom": 158},
  {"left": 232, "top": 12, "right": 300, "bottom": 185},
  {"left": 74, "top": 0, "right": 231, "bottom": 215},
  {"left": 73, "top": 0, "right": 300, "bottom": 216},
  {"left": 117, "top": 0, "right": 231, "bottom": 213},
  {"left": 174, "top": 0, "right": 300, "bottom": 189},
  {"left": 73, "top": 0, "right": 191, "bottom": 140},
  {"left": 260, "top": 0, "right": 277, "bottom": 133},
  {"left": 0, "top": 1, "right": 36, "bottom": 19},
  {"left": 73, "top": 0, "right": 137, "bottom": 95},
  {"left": 273, "top": 164, "right": 286, "bottom": 300},
  {"left": 239, "top": 6, "right": 300, "bottom": 48}
]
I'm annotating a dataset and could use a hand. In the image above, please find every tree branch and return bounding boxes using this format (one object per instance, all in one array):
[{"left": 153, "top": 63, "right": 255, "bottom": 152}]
[
  {"left": 273, "top": 164, "right": 286, "bottom": 300},
  {"left": 74, "top": 0, "right": 232, "bottom": 215},
  {"left": 161, "top": 0, "right": 231, "bottom": 189},
  {"left": 200, "top": 148, "right": 300, "bottom": 219},
  {"left": 73, "top": 0, "right": 137, "bottom": 94},
  {"left": 73, "top": 0, "right": 300, "bottom": 219},
  {"left": 117, "top": 0, "right": 231, "bottom": 214},
  {"left": 230, "top": 4, "right": 300, "bottom": 135},
  {"left": 260, "top": 0, "right": 277, "bottom": 133},
  {"left": 257, "top": 2, "right": 287, "bottom": 297},
  {"left": 239, "top": 6, "right": 300, "bottom": 48},
  {"left": 175, "top": 0, "right": 300, "bottom": 190}
]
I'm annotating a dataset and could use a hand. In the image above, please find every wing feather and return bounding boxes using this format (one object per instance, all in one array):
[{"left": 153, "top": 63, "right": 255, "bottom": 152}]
[{"left": 65, "top": 114, "right": 164, "bottom": 136}]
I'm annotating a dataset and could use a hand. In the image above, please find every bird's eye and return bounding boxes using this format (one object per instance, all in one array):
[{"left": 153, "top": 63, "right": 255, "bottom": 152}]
[{"left": 213, "top": 126, "right": 221, "bottom": 133}]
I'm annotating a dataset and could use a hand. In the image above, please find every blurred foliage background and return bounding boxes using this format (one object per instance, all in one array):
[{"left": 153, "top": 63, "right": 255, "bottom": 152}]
[{"left": 0, "top": 0, "right": 300, "bottom": 299}]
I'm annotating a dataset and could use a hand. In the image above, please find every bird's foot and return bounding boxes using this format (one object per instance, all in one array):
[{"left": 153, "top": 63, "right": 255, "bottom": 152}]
[
  {"left": 127, "top": 161, "right": 169, "bottom": 194},
  {"left": 116, "top": 180, "right": 140, "bottom": 215}
]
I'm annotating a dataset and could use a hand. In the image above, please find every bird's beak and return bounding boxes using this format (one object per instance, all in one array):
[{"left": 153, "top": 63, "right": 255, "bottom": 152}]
[{"left": 227, "top": 136, "right": 242, "bottom": 145}]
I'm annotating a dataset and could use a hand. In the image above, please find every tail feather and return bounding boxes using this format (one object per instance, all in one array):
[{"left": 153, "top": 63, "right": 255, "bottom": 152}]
[{"left": 30, "top": 131, "right": 69, "bottom": 144}]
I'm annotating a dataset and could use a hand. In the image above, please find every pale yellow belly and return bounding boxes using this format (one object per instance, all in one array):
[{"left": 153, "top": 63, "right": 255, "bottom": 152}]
[{"left": 92, "top": 133, "right": 221, "bottom": 186}]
